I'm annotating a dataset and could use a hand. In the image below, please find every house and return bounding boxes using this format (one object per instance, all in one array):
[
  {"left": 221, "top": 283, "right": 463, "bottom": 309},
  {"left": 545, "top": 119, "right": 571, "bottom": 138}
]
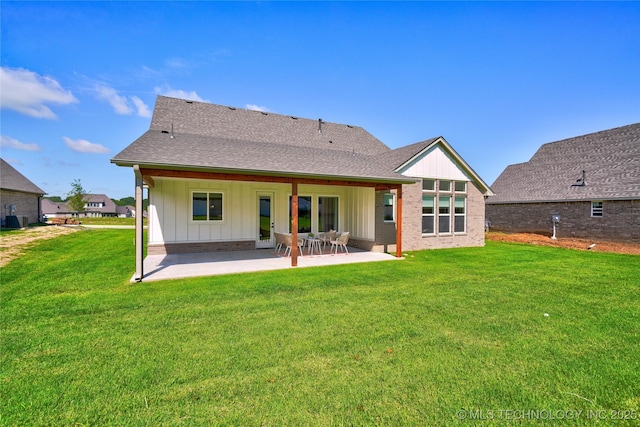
[
  {"left": 486, "top": 123, "right": 640, "bottom": 243},
  {"left": 111, "top": 96, "right": 493, "bottom": 280},
  {"left": 42, "top": 194, "right": 118, "bottom": 218},
  {"left": 116, "top": 205, "right": 135, "bottom": 218},
  {"left": 82, "top": 194, "right": 118, "bottom": 217},
  {"left": 0, "top": 158, "right": 45, "bottom": 227}
]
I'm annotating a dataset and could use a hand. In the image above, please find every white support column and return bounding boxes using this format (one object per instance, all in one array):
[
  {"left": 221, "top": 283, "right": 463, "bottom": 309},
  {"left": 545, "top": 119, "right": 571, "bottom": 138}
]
[{"left": 133, "top": 165, "right": 144, "bottom": 282}]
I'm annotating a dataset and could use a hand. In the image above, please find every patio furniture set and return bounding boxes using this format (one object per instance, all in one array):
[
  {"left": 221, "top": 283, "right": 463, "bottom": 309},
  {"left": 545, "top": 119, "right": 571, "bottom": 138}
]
[{"left": 274, "top": 231, "right": 350, "bottom": 257}]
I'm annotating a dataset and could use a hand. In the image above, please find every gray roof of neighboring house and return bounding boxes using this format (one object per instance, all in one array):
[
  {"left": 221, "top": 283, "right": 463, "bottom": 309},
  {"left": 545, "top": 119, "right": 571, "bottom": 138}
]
[
  {"left": 487, "top": 123, "right": 640, "bottom": 203},
  {"left": 85, "top": 194, "right": 117, "bottom": 213},
  {"left": 0, "top": 158, "right": 45, "bottom": 195},
  {"left": 112, "top": 96, "right": 414, "bottom": 184},
  {"left": 41, "top": 198, "right": 70, "bottom": 214}
]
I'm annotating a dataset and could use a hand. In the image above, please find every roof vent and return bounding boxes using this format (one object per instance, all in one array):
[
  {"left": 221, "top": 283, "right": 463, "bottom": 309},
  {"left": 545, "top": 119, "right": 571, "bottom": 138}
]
[
  {"left": 571, "top": 170, "right": 586, "bottom": 187},
  {"left": 228, "top": 107, "right": 236, "bottom": 110},
  {"left": 261, "top": 112, "right": 268, "bottom": 115},
  {"left": 318, "top": 118, "right": 323, "bottom": 133},
  {"left": 185, "top": 100, "right": 193, "bottom": 104},
  {"left": 329, "top": 140, "right": 333, "bottom": 144},
  {"left": 346, "top": 125, "right": 353, "bottom": 128},
  {"left": 291, "top": 116, "right": 298, "bottom": 120},
  {"left": 161, "top": 130, "right": 169, "bottom": 134}
]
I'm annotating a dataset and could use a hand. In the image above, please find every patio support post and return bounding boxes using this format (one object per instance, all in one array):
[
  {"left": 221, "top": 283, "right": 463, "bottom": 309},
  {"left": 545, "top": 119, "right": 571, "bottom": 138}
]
[
  {"left": 396, "top": 185, "right": 403, "bottom": 257},
  {"left": 291, "top": 179, "right": 299, "bottom": 266},
  {"left": 133, "top": 165, "right": 144, "bottom": 281}
]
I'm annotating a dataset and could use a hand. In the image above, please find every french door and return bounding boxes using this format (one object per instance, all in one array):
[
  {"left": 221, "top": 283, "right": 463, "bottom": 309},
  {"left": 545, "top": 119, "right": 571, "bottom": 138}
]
[{"left": 256, "top": 193, "right": 274, "bottom": 248}]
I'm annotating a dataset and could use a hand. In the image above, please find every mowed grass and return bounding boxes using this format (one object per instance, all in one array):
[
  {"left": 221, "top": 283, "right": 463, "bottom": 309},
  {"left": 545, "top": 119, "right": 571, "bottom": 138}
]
[{"left": 1, "top": 229, "right": 639, "bottom": 426}]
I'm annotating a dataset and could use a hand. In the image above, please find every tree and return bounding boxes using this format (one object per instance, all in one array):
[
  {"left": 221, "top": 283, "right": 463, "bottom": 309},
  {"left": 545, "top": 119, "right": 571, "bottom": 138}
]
[{"left": 66, "top": 179, "right": 90, "bottom": 217}]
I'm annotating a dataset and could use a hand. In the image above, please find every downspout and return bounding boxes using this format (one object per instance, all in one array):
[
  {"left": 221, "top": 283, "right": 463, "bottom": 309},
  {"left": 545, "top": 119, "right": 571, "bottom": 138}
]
[
  {"left": 396, "top": 185, "right": 403, "bottom": 257},
  {"left": 133, "top": 165, "right": 144, "bottom": 282},
  {"left": 291, "top": 179, "right": 299, "bottom": 267}
]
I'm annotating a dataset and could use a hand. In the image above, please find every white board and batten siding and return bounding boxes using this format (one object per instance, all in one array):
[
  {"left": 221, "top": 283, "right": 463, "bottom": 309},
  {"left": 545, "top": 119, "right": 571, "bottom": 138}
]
[
  {"left": 148, "top": 178, "right": 376, "bottom": 246},
  {"left": 400, "top": 145, "right": 471, "bottom": 181}
]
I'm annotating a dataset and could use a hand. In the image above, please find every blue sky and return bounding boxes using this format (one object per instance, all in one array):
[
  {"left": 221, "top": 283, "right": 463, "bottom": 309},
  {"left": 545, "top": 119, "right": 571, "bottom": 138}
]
[{"left": 2, "top": 1, "right": 639, "bottom": 200}]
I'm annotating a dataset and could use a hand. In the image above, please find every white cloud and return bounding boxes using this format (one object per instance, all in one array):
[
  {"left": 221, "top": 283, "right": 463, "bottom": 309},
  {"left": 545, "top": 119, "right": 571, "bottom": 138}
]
[
  {"left": 94, "top": 84, "right": 151, "bottom": 117},
  {"left": 131, "top": 96, "right": 151, "bottom": 118},
  {"left": 0, "top": 66, "right": 78, "bottom": 119},
  {"left": 246, "top": 104, "right": 271, "bottom": 113},
  {"left": 154, "top": 86, "right": 207, "bottom": 102},
  {"left": 0, "top": 135, "right": 42, "bottom": 151},
  {"left": 63, "top": 136, "right": 109, "bottom": 154},
  {"left": 95, "top": 84, "right": 133, "bottom": 115}
]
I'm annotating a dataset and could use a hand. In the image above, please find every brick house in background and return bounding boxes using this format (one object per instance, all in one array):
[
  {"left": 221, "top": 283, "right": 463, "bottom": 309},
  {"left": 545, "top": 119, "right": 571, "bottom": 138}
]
[
  {"left": 0, "top": 158, "right": 45, "bottom": 227},
  {"left": 42, "top": 194, "right": 119, "bottom": 218},
  {"left": 486, "top": 123, "right": 640, "bottom": 243},
  {"left": 112, "top": 96, "right": 493, "bottom": 280}
]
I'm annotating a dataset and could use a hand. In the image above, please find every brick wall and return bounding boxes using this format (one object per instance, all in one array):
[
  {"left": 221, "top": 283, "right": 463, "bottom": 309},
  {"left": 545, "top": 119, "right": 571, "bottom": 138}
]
[
  {"left": 148, "top": 240, "right": 256, "bottom": 255},
  {"left": 374, "top": 181, "right": 486, "bottom": 251},
  {"left": 486, "top": 200, "right": 640, "bottom": 244},
  {"left": 0, "top": 190, "right": 41, "bottom": 226}
]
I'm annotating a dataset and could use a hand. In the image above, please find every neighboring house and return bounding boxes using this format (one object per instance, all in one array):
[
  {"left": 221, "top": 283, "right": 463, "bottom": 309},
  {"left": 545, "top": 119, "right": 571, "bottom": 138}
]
[
  {"left": 112, "top": 96, "right": 493, "bottom": 280},
  {"left": 0, "top": 158, "right": 45, "bottom": 227},
  {"left": 42, "top": 194, "right": 119, "bottom": 218},
  {"left": 83, "top": 194, "right": 118, "bottom": 217},
  {"left": 41, "top": 198, "right": 73, "bottom": 219},
  {"left": 116, "top": 205, "right": 135, "bottom": 218},
  {"left": 486, "top": 123, "right": 640, "bottom": 243}
]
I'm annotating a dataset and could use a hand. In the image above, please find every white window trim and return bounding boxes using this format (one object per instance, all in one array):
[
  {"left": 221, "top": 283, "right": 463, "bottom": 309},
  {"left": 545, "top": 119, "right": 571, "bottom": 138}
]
[
  {"left": 421, "top": 194, "right": 435, "bottom": 236},
  {"left": 383, "top": 193, "right": 396, "bottom": 223},
  {"left": 190, "top": 190, "right": 225, "bottom": 223},
  {"left": 591, "top": 201, "right": 603, "bottom": 217},
  {"left": 454, "top": 196, "right": 466, "bottom": 234}
]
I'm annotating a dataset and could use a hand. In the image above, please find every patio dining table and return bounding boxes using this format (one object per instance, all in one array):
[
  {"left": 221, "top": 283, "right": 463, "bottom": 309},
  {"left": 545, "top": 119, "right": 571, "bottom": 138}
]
[{"left": 304, "top": 237, "right": 323, "bottom": 255}]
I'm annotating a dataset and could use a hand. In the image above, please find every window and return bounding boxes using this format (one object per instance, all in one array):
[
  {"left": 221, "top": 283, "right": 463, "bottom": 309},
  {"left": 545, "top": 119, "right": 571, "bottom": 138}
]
[
  {"left": 318, "top": 196, "right": 339, "bottom": 231},
  {"left": 454, "top": 181, "right": 467, "bottom": 193},
  {"left": 289, "top": 196, "right": 312, "bottom": 233},
  {"left": 422, "top": 195, "right": 435, "bottom": 234},
  {"left": 438, "top": 196, "right": 451, "bottom": 233},
  {"left": 383, "top": 193, "right": 395, "bottom": 222},
  {"left": 192, "top": 192, "right": 223, "bottom": 221},
  {"left": 423, "top": 179, "right": 435, "bottom": 191},
  {"left": 454, "top": 196, "right": 466, "bottom": 233},
  {"left": 591, "top": 201, "right": 603, "bottom": 217},
  {"left": 440, "top": 180, "right": 451, "bottom": 192}
]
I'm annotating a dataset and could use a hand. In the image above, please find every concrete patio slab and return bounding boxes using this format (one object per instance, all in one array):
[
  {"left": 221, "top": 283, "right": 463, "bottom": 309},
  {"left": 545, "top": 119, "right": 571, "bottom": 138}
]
[{"left": 138, "top": 247, "right": 401, "bottom": 282}]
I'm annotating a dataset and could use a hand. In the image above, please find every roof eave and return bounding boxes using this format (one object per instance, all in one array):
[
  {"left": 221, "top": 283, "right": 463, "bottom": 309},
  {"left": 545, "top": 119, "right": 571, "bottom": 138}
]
[{"left": 111, "top": 160, "right": 416, "bottom": 185}]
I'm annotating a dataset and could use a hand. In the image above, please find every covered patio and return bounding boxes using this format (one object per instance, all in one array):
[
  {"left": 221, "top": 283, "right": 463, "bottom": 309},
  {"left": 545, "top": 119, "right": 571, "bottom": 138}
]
[{"left": 138, "top": 247, "right": 401, "bottom": 282}]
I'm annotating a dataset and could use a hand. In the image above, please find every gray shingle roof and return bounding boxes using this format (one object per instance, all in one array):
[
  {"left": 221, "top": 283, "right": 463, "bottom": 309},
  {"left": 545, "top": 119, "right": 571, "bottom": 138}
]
[
  {"left": 487, "top": 123, "right": 640, "bottom": 203},
  {"left": 112, "top": 96, "right": 414, "bottom": 184},
  {"left": 0, "top": 158, "right": 45, "bottom": 195}
]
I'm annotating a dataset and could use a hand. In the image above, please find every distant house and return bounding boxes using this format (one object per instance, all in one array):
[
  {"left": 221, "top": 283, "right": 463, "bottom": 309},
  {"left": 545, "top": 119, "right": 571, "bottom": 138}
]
[
  {"left": 116, "top": 205, "right": 135, "bottom": 218},
  {"left": 112, "top": 96, "right": 493, "bottom": 280},
  {"left": 0, "top": 158, "right": 45, "bottom": 227},
  {"left": 42, "top": 194, "right": 119, "bottom": 218},
  {"left": 486, "top": 123, "right": 640, "bottom": 243},
  {"left": 83, "top": 194, "right": 118, "bottom": 217}
]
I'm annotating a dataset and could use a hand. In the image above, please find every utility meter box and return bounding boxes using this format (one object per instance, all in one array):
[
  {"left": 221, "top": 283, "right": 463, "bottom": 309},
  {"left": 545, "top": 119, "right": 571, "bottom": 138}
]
[{"left": 551, "top": 215, "right": 561, "bottom": 223}]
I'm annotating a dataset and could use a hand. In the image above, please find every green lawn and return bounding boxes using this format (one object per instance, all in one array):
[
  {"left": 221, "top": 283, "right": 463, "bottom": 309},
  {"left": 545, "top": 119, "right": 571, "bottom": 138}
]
[{"left": 1, "top": 229, "right": 639, "bottom": 425}]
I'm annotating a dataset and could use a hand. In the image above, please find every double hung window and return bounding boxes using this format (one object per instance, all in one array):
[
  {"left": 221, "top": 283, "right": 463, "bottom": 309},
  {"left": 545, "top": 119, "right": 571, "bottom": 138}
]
[
  {"left": 318, "top": 196, "right": 339, "bottom": 232},
  {"left": 591, "top": 201, "right": 603, "bottom": 217},
  {"left": 192, "top": 192, "right": 223, "bottom": 221}
]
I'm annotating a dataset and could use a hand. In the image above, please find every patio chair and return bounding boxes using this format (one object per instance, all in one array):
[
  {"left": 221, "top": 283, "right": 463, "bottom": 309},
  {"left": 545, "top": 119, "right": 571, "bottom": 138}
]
[
  {"left": 274, "top": 232, "right": 286, "bottom": 253},
  {"left": 330, "top": 232, "right": 350, "bottom": 254},
  {"left": 283, "top": 233, "right": 304, "bottom": 257},
  {"left": 318, "top": 230, "right": 336, "bottom": 249}
]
